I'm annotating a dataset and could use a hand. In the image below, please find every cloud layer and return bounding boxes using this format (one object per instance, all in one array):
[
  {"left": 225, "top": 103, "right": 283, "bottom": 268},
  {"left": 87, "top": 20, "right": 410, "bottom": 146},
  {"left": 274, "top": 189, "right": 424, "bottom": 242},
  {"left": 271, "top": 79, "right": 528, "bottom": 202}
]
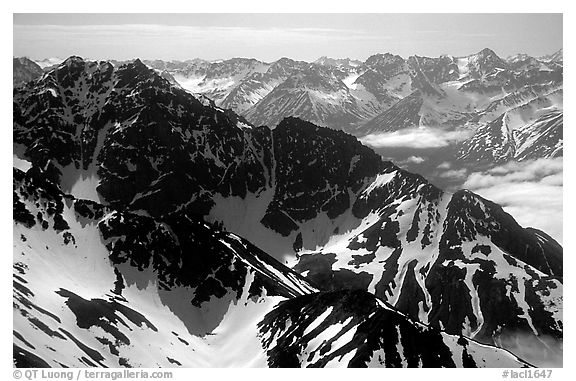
[
  {"left": 360, "top": 127, "right": 474, "bottom": 149},
  {"left": 12, "top": 23, "right": 383, "bottom": 62},
  {"left": 463, "top": 158, "right": 563, "bottom": 243}
]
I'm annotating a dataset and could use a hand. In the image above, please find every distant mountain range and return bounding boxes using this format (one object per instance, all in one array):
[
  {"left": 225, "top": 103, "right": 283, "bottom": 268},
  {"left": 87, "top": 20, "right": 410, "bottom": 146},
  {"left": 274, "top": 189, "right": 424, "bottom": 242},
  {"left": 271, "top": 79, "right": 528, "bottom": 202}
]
[{"left": 16, "top": 48, "right": 562, "bottom": 170}]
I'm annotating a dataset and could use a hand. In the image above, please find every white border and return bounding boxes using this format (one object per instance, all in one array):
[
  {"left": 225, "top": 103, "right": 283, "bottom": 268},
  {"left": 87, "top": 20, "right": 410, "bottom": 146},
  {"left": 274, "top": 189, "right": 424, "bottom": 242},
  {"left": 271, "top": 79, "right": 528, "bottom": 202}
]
[{"left": 2, "top": 2, "right": 572, "bottom": 377}]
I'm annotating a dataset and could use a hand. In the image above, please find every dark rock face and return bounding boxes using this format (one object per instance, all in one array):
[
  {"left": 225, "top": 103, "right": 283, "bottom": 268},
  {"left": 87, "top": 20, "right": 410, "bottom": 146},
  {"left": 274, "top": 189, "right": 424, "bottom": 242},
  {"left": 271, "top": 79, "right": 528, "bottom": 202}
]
[
  {"left": 293, "top": 166, "right": 562, "bottom": 362},
  {"left": 354, "top": 53, "right": 411, "bottom": 104},
  {"left": 13, "top": 58, "right": 116, "bottom": 172},
  {"left": 425, "top": 189, "right": 562, "bottom": 347},
  {"left": 14, "top": 166, "right": 314, "bottom": 308},
  {"left": 14, "top": 57, "right": 273, "bottom": 217},
  {"left": 262, "top": 117, "right": 383, "bottom": 235},
  {"left": 258, "top": 289, "right": 531, "bottom": 368},
  {"left": 14, "top": 59, "right": 382, "bottom": 235},
  {"left": 408, "top": 55, "right": 459, "bottom": 86},
  {"left": 467, "top": 48, "right": 510, "bottom": 79},
  {"left": 13, "top": 57, "right": 44, "bottom": 87},
  {"left": 444, "top": 190, "right": 561, "bottom": 277},
  {"left": 359, "top": 91, "right": 424, "bottom": 134}
]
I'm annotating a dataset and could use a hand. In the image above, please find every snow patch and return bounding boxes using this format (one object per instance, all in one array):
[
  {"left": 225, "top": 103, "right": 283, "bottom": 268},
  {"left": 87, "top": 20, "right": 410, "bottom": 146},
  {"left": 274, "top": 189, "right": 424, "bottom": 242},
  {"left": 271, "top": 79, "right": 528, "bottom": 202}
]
[{"left": 13, "top": 156, "right": 32, "bottom": 172}]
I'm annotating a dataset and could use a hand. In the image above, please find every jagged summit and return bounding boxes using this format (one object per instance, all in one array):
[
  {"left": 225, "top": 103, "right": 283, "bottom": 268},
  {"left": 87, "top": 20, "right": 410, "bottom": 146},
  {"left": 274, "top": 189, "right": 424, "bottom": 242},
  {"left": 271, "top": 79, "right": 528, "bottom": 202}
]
[
  {"left": 55, "top": 56, "right": 91, "bottom": 73},
  {"left": 477, "top": 47, "right": 500, "bottom": 57},
  {"left": 61, "top": 55, "right": 85, "bottom": 64},
  {"left": 365, "top": 52, "right": 405, "bottom": 66},
  {"left": 18, "top": 48, "right": 557, "bottom": 143},
  {"left": 540, "top": 48, "right": 563, "bottom": 64},
  {"left": 13, "top": 57, "right": 43, "bottom": 87},
  {"left": 314, "top": 56, "right": 362, "bottom": 67}
]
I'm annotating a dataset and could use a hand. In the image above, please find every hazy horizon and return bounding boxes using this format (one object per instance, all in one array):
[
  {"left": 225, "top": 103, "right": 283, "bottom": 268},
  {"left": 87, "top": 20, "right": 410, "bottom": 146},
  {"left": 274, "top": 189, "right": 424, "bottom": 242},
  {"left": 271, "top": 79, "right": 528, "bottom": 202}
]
[{"left": 14, "top": 14, "right": 563, "bottom": 62}]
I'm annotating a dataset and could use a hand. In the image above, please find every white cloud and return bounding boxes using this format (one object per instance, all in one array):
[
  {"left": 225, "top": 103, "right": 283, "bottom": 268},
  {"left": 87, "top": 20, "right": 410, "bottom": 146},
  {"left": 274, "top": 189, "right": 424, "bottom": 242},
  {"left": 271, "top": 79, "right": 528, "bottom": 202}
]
[
  {"left": 359, "top": 127, "right": 474, "bottom": 149},
  {"left": 486, "top": 158, "right": 563, "bottom": 176},
  {"left": 15, "top": 24, "right": 366, "bottom": 40},
  {"left": 438, "top": 168, "right": 468, "bottom": 179},
  {"left": 463, "top": 157, "right": 563, "bottom": 243},
  {"left": 13, "top": 24, "right": 376, "bottom": 61},
  {"left": 406, "top": 156, "right": 425, "bottom": 164}
]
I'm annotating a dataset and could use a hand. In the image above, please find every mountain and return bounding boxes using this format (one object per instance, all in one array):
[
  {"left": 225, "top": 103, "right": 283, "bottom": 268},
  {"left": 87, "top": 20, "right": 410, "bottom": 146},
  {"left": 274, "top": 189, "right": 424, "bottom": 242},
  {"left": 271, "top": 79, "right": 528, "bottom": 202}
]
[
  {"left": 355, "top": 53, "right": 413, "bottom": 103},
  {"left": 33, "top": 57, "right": 64, "bottom": 70},
  {"left": 219, "top": 58, "right": 309, "bottom": 113},
  {"left": 14, "top": 166, "right": 531, "bottom": 368},
  {"left": 457, "top": 48, "right": 510, "bottom": 84},
  {"left": 459, "top": 107, "right": 563, "bottom": 164},
  {"left": 458, "top": 114, "right": 516, "bottom": 163},
  {"left": 407, "top": 55, "right": 459, "bottom": 86},
  {"left": 292, "top": 168, "right": 562, "bottom": 366},
  {"left": 140, "top": 57, "right": 314, "bottom": 115},
  {"left": 358, "top": 91, "right": 425, "bottom": 134},
  {"left": 539, "top": 49, "right": 563, "bottom": 66},
  {"left": 14, "top": 165, "right": 316, "bottom": 367},
  {"left": 144, "top": 58, "right": 270, "bottom": 107},
  {"left": 244, "top": 53, "right": 414, "bottom": 130},
  {"left": 137, "top": 48, "right": 563, "bottom": 162},
  {"left": 459, "top": 86, "right": 562, "bottom": 164},
  {"left": 514, "top": 109, "right": 563, "bottom": 161},
  {"left": 243, "top": 65, "right": 375, "bottom": 130},
  {"left": 357, "top": 48, "right": 562, "bottom": 133},
  {"left": 354, "top": 48, "right": 562, "bottom": 178},
  {"left": 13, "top": 57, "right": 44, "bottom": 87},
  {"left": 21, "top": 48, "right": 562, "bottom": 170},
  {"left": 13, "top": 57, "right": 562, "bottom": 367},
  {"left": 259, "top": 289, "right": 531, "bottom": 367},
  {"left": 314, "top": 56, "right": 362, "bottom": 68}
]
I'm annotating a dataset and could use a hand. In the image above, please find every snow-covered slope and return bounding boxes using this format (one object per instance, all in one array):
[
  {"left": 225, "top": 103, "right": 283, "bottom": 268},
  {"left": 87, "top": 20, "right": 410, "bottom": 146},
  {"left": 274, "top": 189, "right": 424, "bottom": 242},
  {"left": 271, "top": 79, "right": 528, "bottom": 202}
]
[
  {"left": 14, "top": 166, "right": 315, "bottom": 367},
  {"left": 357, "top": 48, "right": 562, "bottom": 135},
  {"left": 314, "top": 56, "right": 362, "bottom": 68},
  {"left": 459, "top": 90, "right": 563, "bottom": 163},
  {"left": 244, "top": 53, "right": 413, "bottom": 131},
  {"left": 355, "top": 53, "right": 413, "bottom": 103},
  {"left": 34, "top": 57, "right": 64, "bottom": 69},
  {"left": 515, "top": 109, "right": 563, "bottom": 160},
  {"left": 358, "top": 91, "right": 425, "bottom": 134},
  {"left": 355, "top": 48, "right": 562, "bottom": 172},
  {"left": 292, "top": 168, "right": 562, "bottom": 366},
  {"left": 243, "top": 66, "right": 374, "bottom": 130},
  {"left": 142, "top": 58, "right": 271, "bottom": 109},
  {"left": 14, "top": 164, "right": 532, "bottom": 368},
  {"left": 219, "top": 58, "right": 309, "bottom": 113}
]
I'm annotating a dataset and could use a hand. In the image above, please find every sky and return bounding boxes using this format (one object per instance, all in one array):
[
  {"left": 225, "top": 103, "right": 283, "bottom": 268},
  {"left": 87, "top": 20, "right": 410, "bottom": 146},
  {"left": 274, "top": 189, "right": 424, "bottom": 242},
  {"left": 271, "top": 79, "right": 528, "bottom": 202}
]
[{"left": 13, "top": 13, "right": 563, "bottom": 62}]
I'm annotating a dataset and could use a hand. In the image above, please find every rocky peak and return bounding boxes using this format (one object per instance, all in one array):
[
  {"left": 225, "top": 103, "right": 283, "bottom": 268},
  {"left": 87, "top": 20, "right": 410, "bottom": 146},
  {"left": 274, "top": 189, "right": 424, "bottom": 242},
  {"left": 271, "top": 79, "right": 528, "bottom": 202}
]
[
  {"left": 365, "top": 53, "right": 405, "bottom": 67},
  {"left": 13, "top": 57, "right": 44, "bottom": 87}
]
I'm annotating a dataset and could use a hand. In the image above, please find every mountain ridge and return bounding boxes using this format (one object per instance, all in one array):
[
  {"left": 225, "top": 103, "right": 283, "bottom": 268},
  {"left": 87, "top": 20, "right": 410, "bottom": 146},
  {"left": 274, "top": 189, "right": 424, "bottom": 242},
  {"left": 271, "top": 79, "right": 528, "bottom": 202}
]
[{"left": 13, "top": 55, "right": 563, "bottom": 367}]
